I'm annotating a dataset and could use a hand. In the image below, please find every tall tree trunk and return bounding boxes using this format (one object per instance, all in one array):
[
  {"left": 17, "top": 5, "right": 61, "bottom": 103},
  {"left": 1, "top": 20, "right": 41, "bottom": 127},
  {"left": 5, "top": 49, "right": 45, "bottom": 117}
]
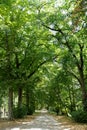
[
  {"left": 78, "top": 44, "right": 87, "bottom": 111},
  {"left": 26, "top": 88, "right": 30, "bottom": 114},
  {"left": 68, "top": 85, "right": 76, "bottom": 112},
  {"left": 18, "top": 87, "right": 22, "bottom": 108},
  {"left": 79, "top": 69, "right": 87, "bottom": 111},
  {"left": 26, "top": 88, "right": 35, "bottom": 115},
  {"left": 8, "top": 88, "right": 13, "bottom": 120},
  {"left": 5, "top": 31, "right": 14, "bottom": 119}
]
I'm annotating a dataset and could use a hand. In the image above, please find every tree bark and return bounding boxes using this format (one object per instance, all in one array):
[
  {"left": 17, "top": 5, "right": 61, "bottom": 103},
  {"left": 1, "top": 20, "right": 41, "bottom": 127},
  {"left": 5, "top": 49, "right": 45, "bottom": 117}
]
[
  {"left": 5, "top": 31, "right": 14, "bottom": 119},
  {"left": 79, "top": 68, "right": 87, "bottom": 111},
  {"left": 26, "top": 88, "right": 30, "bottom": 114},
  {"left": 78, "top": 44, "right": 87, "bottom": 111},
  {"left": 8, "top": 88, "right": 13, "bottom": 120},
  {"left": 18, "top": 87, "right": 22, "bottom": 108}
]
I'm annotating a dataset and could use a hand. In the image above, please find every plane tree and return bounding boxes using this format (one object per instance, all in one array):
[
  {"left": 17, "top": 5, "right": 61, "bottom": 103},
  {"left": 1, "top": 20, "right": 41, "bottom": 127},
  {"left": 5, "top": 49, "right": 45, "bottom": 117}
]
[
  {"left": 0, "top": 0, "right": 58, "bottom": 119},
  {"left": 37, "top": 0, "right": 87, "bottom": 111}
]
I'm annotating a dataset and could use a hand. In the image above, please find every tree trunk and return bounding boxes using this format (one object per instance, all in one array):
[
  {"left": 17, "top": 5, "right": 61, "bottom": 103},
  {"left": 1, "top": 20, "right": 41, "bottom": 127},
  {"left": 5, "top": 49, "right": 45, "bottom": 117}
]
[
  {"left": 68, "top": 85, "right": 76, "bottom": 112},
  {"left": 26, "top": 88, "right": 35, "bottom": 115},
  {"left": 18, "top": 87, "right": 22, "bottom": 108},
  {"left": 26, "top": 88, "right": 30, "bottom": 114},
  {"left": 78, "top": 44, "right": 87, "bottom": 111},
  {"left": 79, "top": 69, "right": 87, "bottom": 111},
  {"left": 8, "top": 88, "right": 13, "bottom": 120}
]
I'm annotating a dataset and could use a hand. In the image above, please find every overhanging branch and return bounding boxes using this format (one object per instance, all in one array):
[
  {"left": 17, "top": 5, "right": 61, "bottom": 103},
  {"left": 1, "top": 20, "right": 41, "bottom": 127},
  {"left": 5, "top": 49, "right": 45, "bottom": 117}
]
[
  {"left": 27, "top": 54, "right": 58, "bottom": 79},
  {"left": 67, "top": 69, "right": 81, "bottom": 85},
  {"left": 42, "top": 22, "right": 64, "bottom": 35},
  {"left": 41, "top": 22, "right": 80, "bottom": 69}
]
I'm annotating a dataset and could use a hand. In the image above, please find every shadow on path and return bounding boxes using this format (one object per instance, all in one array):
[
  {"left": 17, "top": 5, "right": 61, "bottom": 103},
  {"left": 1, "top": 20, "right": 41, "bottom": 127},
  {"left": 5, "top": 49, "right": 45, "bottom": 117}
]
[{"left": 1, "top": 113, "right": 72, "bottom": 130}]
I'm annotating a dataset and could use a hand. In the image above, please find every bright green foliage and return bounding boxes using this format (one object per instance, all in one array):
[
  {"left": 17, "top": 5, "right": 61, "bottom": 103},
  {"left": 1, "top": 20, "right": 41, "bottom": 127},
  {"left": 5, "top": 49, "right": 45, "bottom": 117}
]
[
  {"left": 38, "top": 0, "right": 87, "bottom": 110},
  {"left": 0, "top": 0, "right": 87, "bottom": 120}
]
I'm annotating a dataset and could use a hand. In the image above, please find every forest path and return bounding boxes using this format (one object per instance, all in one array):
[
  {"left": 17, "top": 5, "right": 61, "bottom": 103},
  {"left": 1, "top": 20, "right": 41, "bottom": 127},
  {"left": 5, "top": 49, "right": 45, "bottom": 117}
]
[{"left": 1, "top": 113, "right": 71, "bottom": 130}]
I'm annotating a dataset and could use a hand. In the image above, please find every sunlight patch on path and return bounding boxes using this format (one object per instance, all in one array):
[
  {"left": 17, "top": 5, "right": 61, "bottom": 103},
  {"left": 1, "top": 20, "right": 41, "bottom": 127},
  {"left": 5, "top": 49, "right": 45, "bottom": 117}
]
[
  {"left": 22, "top": 128, "right": 49, "bottom": 130},
  {"left": 10, "top": 127, "right": 71, "bottom": 130},
  {"left": 9, "top": 128, "right": 20, "bottom": 130},
  {"left": 10, "top": 128, "right": 49, "bottom": 130},
  {"left": 64, "top": 128, "right": 71, "bottom": 130},
  {"left": 10, "top": 128, "right": 20, "bottom": 130}
]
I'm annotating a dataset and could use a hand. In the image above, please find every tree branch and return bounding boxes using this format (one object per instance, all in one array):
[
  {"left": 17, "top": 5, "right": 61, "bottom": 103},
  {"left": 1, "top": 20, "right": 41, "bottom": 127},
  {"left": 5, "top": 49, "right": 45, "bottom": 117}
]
[
  {"left": 67, "top": 69, "right": 81, "bottom": 85},
  {"left": 27, "top": 60, "right": 47, "bottom": 79},
  {"left": 42, "top": 22, "right": 64, "bottom": 35},
  {"left": 27, "top": 54, "right": 58, "bottom": 79},
  {"left": 78, "top": 43, "right": 84, "bottom": 69}
]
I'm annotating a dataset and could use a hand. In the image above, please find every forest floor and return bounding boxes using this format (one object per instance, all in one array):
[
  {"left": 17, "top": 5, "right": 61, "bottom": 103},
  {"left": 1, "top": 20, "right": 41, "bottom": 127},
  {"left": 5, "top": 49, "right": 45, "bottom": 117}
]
[{"left": 0, "top": 112, "right": 87, "bottom": 130}]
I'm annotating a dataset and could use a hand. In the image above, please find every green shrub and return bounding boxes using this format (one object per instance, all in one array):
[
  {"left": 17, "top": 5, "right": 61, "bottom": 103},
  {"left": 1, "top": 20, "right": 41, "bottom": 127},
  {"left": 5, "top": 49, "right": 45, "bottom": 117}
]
[
  {"left": 13, "top": 105, "right": 27, "bottom": 119},
  {"left": 71, "top": 110, "right": 87, "bottom": 123}
]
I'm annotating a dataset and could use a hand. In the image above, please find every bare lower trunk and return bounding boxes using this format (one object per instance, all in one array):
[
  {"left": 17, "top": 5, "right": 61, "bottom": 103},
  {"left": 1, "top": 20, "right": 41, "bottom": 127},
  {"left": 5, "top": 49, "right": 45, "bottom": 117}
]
[
  {"left": 26, "top": 88, "right": 30, "bottom": 114},
  {"left": 80, "top": 79, "right": 87, "bottom": 111},
  {"left": 78, "top": 44, "right": 87, "bottom": 111},
  {"left": 18, "top": 87, "right": 22, "bottom": 108},
  {"left": 8, "top": 88, "right": 13, "bottom": 120},
  {"left": 68, "top": 85, "right": 76, "bottom": 112},
  {"left": 79, "top": 69, "right": 87, "bottom": 111},
  {"left": 26, "top": 88, "right": 35, "bottom": 115}
]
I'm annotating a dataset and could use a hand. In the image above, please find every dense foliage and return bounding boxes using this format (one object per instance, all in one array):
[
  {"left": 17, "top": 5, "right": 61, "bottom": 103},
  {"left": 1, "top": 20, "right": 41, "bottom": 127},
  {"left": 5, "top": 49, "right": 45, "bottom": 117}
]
[{"left": 0, "top": 0, "right": 87, "bottom": 122}]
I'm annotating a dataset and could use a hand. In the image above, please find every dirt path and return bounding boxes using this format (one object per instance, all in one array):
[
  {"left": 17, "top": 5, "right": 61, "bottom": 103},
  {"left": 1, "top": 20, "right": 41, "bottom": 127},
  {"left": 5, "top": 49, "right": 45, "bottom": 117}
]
[
  {"left": 1, "top": 113, "right": 71, "bottom": 130},
  {"left": 1, "top": 113, "right": 87, "bottom": 130}
]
